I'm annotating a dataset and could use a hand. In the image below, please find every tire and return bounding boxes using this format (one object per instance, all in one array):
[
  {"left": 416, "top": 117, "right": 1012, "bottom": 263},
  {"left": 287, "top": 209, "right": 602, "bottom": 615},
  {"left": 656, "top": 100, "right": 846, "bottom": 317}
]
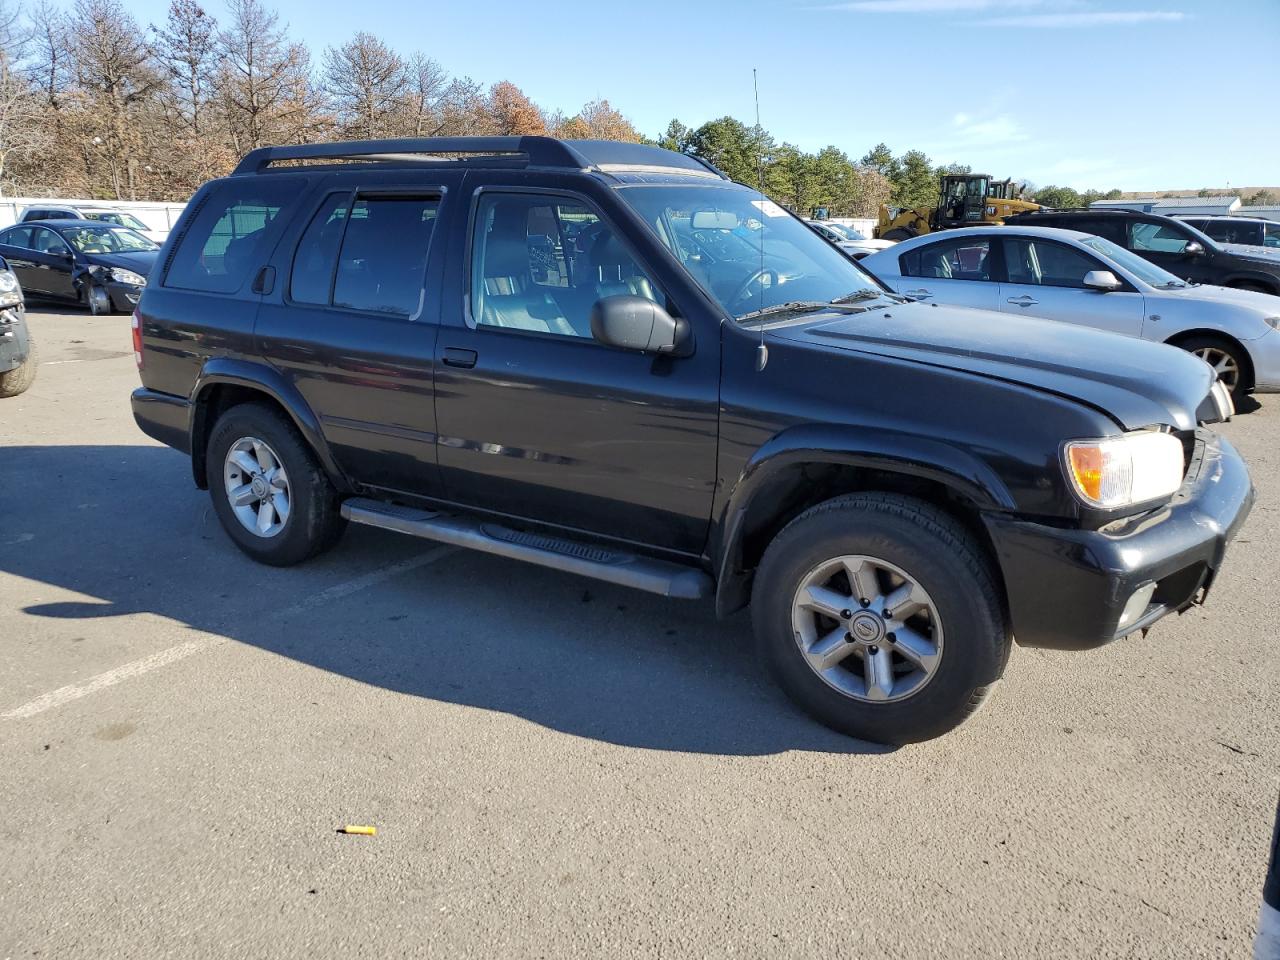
[
  {"left": 0, "top": 332, "right": 37, "bottom": 397},
  {"left": 83, "top": 283, "right": 110, "bottom": 315},
  {"left": 206, "top": 402, "right": 345, "bottom": 566},
  {"left": 1176, "top": 334, "right": 1251, "bottom": 400},
  {"left": 751, "top": 492, "right": 1008, "bottom": 745},
  {"left": 1227, "top": 281, "right": 1271, "bottom": 295}
]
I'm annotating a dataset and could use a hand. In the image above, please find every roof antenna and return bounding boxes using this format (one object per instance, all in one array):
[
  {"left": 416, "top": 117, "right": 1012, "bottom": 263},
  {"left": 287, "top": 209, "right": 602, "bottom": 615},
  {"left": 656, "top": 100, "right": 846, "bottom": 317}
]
[{"left": 752, "top": 67, "right": 769, "bottom": 372}]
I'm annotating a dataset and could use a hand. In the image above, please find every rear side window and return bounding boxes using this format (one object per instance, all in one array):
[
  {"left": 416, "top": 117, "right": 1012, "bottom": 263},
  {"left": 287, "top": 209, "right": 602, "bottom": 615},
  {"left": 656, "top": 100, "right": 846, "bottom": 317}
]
[
  {"left": 1, "top": 226, "right": 33, "bottom": 248},
  {"left": 1201, "top": 220, "right": 1261, "bottom": 245},
  {"left": 165, "top": 179, "right": 304, "bottom": 293},
  {"left": 289, "top": 194, "right": 439, "bottom": 317},
  {"left": 1266, "top": 223, "right": 1280, "bottom": 248},
  {"left": 900, "top": 237, "right": 991, "bottom": 281}
]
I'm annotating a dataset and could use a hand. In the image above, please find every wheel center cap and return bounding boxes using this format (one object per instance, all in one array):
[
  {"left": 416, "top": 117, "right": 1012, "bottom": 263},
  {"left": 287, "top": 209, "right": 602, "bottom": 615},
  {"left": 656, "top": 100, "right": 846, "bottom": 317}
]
[
  {"left": 250, "top": 476, "right": 268, "bottom": 498},
  {"left": 849, "top": 612, "right": 885, "bottom": 644}
]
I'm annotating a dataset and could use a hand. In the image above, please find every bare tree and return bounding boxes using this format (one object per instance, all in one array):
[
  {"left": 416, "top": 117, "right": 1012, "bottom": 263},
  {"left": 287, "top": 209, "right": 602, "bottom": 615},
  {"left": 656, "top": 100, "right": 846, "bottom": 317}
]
[
  {"left": 322, "top": 31, "right": 405, "bottom": 140},
  {"left": 395, "top": 51, "right": 445, "bottom": 137},
  {"left": 485, "top": 80, "right": 544, "bottom": 136},
  {"left": 25, "top": 0, "right": 67, "bottom": 109},
  {"left": 0, "top": 0, "right": 48, "bottom": 192},
  {"left": 154, "top": 0, "right": 215, "bottom": 136},
  {"left": 216, "top": 0, "right": 314, "bottom": 153},
  {"left": 555, "top": 98, "right": 640, "bottom": 142}
]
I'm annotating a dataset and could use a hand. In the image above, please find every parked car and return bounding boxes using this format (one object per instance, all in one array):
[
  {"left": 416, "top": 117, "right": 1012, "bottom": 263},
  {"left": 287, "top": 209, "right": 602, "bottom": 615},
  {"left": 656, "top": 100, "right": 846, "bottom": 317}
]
[
  {"left": 805, "top": 219, "right": 896, "bottom": 260},
  {"left": 1008, "top": 208, "right": 1280, "bottom": 296},
  {"left": 860, "top": 225, "right": 1280, "bottom": 399},
  {"left": 1177, "top": 215, "right": 1280, "bottom": 255},
  {"left": 20, "top": 204, "right": 167, "bottom": 243},
  {"left": 0, "top": 255, "right": 35, "bottom": 397},
  {"left": 130, "top": 136, "right": 1251, "bottom": 745},
  {"left": 0, "top": 220, "right": 158, "bottom": 313}
]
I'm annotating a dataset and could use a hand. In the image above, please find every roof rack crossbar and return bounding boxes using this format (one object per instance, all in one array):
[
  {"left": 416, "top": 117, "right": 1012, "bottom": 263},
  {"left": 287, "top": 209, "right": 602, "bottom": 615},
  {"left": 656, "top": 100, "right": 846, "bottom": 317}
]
[{"left": 232, "top": 136, "right": 593, "bottom": 175}]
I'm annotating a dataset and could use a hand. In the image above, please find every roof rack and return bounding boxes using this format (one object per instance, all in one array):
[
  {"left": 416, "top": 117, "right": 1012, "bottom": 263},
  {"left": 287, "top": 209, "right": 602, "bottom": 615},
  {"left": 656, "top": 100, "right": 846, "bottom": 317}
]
[{"left": 231, "top": 136, "right": 727, "bottom": 180}]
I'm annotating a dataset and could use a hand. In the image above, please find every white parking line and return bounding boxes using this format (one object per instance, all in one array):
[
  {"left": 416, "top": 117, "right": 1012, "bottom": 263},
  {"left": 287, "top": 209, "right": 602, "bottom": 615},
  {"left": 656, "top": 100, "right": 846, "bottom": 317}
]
[{"left": 3, "top": 546, "right": 456, "bottom": 720}]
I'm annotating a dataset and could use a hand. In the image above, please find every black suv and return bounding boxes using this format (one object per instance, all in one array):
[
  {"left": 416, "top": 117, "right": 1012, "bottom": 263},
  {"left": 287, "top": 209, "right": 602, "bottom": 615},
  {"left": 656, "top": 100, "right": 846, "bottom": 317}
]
[
  {"left": 1009, "top": 208, "right": 1280, "bottom": 295},
  {"left": 131, "top": 137, "right": 1253, "bottom": 744}
]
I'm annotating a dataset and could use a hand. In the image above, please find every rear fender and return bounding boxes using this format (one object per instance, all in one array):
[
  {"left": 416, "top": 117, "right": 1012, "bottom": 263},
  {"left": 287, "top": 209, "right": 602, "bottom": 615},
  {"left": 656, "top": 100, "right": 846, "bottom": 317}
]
[{"left": 188, "top": 357, "right": 350, "bottom": 492}]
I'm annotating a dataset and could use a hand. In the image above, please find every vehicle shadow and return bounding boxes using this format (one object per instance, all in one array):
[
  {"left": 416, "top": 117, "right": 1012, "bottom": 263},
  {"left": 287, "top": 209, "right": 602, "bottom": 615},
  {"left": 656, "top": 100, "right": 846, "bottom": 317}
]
[{"left": 0, "top": 443, "right": 889, "bottom": 757}]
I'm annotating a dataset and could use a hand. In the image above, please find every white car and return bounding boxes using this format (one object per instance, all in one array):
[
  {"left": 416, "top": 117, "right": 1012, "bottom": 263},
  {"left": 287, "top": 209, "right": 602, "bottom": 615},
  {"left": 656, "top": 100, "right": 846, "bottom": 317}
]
[
  {"left": 805, "top": 220, "right": 896, "bottom": 260},
  {"left": 19, "top": 204, "right": 167, "bottom": 244},
  {"left": 860, "top": 225, "right": 1280, "bottom": 398}
]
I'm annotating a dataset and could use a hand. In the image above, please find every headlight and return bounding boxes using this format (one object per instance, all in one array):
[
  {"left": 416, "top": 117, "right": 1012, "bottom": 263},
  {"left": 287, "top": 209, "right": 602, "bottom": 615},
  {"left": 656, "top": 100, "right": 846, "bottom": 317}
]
[
  {"left": 1063, "top": 431, "right": 1185, "bottom": 509},
  {"left": 1265, "top": 317, "right": 1280, "bottom": 331},
  {"left": 0, "top": 270, "right": 18, "bottom": 293},
  {"left": 110, "top": 268, "right": 147, "bottom": 286}
]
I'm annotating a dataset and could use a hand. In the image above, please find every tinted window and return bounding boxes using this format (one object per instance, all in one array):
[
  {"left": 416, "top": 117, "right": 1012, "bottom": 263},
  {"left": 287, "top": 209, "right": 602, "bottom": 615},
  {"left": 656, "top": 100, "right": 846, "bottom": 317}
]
[
  {"left": 1129, "top": 221, "right": 1194, "bottom": 254},
  {"left": 1266, "top": 223, "right": 1280, "bottom": 248},
  {"left": 30, "top": 227, "right": 70, "bottom": 255},
  {"left": 1, "top": 226, "right": 33, "bottom": 249},
  {"left": 330, "top": 197, "right": 438, "bottom": 316},
  {"left": 289, "top": 194, "right": 350, "bottom": 305},
  {"left": 901, "top": 236, "right": 991, "bottom": 281},
  {"left": 1002, "top": 238, "right": 1103, "bottom": 288},
  {"left": 1208, "top": 221, "right": 1262, "bottom": 245},
  {"left": 471, "top": 193, "right": 662, "bottom": 339},
  {"left": 165, "top": 179, "right": 303, "bottom": 293}
]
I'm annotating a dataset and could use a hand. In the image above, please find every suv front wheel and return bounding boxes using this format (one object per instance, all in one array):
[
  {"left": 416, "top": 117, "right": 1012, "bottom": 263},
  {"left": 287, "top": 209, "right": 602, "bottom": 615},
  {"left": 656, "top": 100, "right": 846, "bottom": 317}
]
[
  {"left": 207, "top": 402, "right": 345, "bottom": 566},
  {"left": 752, "top": 493, "right": 1008, "bottom": 744}
]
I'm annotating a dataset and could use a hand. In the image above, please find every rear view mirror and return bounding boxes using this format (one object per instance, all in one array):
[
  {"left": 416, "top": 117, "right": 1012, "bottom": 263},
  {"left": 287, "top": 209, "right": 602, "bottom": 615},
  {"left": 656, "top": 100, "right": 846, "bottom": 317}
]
[
  {"left": 590, "top": 295, "right": 685, "bottom": 354},
  {"left": 1083, "top": 270, "right": 1121, "bottom": 291},
  {"left": 1183, "top": 241, "right": 1205, "bottom": 257},
  {"left": 691, "top": 210, "right": 739, "bottom": 230}
]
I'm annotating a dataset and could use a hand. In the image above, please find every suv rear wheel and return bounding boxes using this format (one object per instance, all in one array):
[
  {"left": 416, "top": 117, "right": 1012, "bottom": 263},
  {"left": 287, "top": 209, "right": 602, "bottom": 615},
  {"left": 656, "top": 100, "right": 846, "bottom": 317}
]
[
  {"left": 752, "top": 493, "right": 1008, "bottom": 744},
  {"left": 207, "top": 402, "right": 345, "bottom": 566}
]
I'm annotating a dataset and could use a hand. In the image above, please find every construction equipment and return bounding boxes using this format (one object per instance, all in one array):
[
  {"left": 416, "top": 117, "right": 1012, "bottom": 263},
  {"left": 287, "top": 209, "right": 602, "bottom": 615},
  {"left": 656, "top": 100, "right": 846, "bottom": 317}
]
[{"left": 876, "top": 174, "right": 1040, "bottom": 241}]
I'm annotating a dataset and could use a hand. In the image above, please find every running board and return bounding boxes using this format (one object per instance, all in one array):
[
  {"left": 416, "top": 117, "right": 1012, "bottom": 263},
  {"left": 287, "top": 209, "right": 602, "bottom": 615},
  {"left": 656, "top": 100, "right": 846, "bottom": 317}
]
[{"left": 340, "top": 498, "right": 712, "bottom": 599}]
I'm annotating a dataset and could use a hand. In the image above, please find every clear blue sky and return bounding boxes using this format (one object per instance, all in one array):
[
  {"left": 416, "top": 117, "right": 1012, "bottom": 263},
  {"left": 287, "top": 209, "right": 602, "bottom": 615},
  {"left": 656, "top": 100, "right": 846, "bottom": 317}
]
[{"left": 120, "top": 0, "right": 1277, "bottom": 191}]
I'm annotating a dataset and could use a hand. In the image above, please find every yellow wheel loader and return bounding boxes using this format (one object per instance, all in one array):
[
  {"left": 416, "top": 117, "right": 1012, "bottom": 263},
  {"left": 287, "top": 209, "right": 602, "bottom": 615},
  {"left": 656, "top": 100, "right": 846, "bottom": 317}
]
[{"left": 876, "top": 174, "right": 1040, "bottom": 241}]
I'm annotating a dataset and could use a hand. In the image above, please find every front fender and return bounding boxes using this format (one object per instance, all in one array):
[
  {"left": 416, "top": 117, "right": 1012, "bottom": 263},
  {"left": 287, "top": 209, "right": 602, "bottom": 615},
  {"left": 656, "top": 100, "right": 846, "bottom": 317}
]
[
  {"left": 711, "top": 423, "right": 1016, "bottom": 617},
  {"left": 188, "top": 357, "right": 350, "bottom": 492}
]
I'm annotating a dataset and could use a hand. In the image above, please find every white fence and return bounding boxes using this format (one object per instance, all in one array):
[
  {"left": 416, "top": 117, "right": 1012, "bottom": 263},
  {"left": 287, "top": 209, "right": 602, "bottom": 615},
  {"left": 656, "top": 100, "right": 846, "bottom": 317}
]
[{"left": 0, "top": 196, "right": 189, "bottom": 233}]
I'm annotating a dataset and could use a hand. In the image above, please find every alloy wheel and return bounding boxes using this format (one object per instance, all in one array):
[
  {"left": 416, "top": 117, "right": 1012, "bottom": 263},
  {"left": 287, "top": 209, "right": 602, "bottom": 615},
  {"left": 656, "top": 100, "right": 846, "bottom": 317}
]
[
  {"left": 790, "top": 554, "right": 943, "bottom": 703},
  {"left": 1193, "top": 346, "right": 1240, "bottom": 392},
  {"left": 223, "top": 436, "right": 291, "bottom": 538}
]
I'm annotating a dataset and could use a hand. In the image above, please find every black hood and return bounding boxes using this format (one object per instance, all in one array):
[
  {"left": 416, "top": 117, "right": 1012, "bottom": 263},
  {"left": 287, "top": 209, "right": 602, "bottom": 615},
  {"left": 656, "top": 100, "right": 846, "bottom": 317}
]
[
  {"left": 771, "top": 302, "right": 1214, "bottom": 431},
  {"left": 82, "top": 249, "right": 159, "bottom": 277}
]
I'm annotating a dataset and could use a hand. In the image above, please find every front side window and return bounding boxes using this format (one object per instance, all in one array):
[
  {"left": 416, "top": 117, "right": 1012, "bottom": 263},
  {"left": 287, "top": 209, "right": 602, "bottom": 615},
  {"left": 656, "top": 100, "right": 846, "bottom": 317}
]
[
  {"left": 1265, "top": 223, "right": 1280, "bottom": 248},
  {"left": 471, "top": 193, "right": 661, "bottom": 338},
  {"left": 1129, "top": 221, "right": 1195, "bottom": 253},
  {"left": 1001, "top": 238, "right": 1102, "bottom": 288},
  {"left": 30, "top": 227, "right": 70, "bottom": 255},
  {"left": 901, "top": 237, "right": 992, "bottom": 281},
  {"left": 617, "top": 183, "right": 886, "bottom": 321},
  {"left": 166, "top": 179, "right": 304, "bottom": 293},
  {"left": 60, "top": 225, "right": 156, "bottom": 254},
  {"left": 289, "top": 194, "right": 439, "bottom": 316}
]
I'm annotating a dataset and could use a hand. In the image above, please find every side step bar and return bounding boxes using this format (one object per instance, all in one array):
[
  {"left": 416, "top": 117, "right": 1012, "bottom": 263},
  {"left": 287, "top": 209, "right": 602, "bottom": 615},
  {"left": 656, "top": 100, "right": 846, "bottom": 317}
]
[{"left": 341, "top": 498, "right": 713, "bottom": 599}]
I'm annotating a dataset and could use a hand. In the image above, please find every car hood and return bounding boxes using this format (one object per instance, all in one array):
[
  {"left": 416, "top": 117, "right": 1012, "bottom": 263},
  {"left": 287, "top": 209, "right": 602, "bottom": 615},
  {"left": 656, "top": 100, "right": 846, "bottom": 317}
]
[
  {"left": 82, "top": 250, "right": 159, "bottom": 275},
  {"left": 770, "top": 302, "right": 1214, "bottom": 431},
  {"left": 1150, "top": 281, "right": 1280, "bottom": 315},
  {"left": 1221, "top": 242, "right": 1280, "bottom": 265}
]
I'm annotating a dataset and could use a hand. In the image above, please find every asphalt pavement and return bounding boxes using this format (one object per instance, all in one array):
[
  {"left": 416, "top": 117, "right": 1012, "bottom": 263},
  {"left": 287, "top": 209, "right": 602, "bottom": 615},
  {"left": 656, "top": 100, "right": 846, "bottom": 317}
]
[{"left": 1, "top": 308, "right": 1277, "bottom": 958}]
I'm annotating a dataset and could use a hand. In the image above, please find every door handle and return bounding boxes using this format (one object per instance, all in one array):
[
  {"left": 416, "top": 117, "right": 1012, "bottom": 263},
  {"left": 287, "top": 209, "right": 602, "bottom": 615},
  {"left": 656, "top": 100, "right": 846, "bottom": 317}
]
[
  {"left": 251, "top": 265, "right": 275, "bottom": 295},
  {"left": 442, "top": 347, "right": 478, "bottom": 368},
  {"left": 903, "top": 288, "right": 932, "bottom": 300},
  {"left": 1007, "top": 295, "right": 1039, "bottom": 307}
]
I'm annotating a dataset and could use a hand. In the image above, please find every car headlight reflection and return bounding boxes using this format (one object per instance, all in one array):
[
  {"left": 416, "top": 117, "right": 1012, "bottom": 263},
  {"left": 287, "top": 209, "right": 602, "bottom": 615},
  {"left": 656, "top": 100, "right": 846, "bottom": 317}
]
[{"left": 110, "top": 267, "right": 147, "bottom": 286}]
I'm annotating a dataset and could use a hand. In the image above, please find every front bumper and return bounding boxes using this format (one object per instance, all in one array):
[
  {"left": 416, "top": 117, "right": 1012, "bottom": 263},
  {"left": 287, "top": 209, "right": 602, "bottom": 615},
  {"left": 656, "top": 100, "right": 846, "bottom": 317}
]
[
  {"left": 983, "top": 430, "right": 1254, "bottom": 650},
  {"left": 1246, "top": 326, "right": 1280, "bottom": 393},
  {"left": 106, "top": 280, "right": 143, "bottom": 311}
]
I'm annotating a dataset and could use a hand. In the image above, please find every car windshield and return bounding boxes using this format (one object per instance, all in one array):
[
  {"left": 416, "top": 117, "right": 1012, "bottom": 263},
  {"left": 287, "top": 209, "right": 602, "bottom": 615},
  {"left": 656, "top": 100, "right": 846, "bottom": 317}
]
[
  {"left": 618, "top": 184, "right": 887, "bottom": 321},
  {"left": 1078, "top": 235, "right": 1188, "bottom": 288},
  {"left": 60, "top": 225, "right": 157, "bottom": 253},
  {"left": 84, "top": 211, "right": 149, "bottom": 231}
]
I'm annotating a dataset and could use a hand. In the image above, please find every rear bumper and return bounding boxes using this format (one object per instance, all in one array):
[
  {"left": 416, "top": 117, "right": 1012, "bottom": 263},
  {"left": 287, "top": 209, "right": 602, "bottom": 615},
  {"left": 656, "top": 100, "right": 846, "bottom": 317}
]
[
  {"left": 984, "top": 431, "right": 1254, "bottom": 650},
  {"left": 132, "top": 387, "right": 190, "bottom": 453}
]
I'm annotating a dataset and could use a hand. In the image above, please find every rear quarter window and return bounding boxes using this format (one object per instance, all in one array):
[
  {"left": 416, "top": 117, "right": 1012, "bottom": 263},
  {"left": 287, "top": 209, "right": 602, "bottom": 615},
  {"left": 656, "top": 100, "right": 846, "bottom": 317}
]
[{"left": 164, "top": 179, "right": 305, "bottom": 294}]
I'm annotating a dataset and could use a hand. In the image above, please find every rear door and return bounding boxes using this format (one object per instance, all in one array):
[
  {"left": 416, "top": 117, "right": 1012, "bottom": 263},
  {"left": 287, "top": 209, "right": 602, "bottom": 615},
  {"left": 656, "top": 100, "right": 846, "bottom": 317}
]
[
  {"left": 893, "top": 234, "right": 1000, "bottom": 310},
  {"left": 0, "top": 227, "right": 39, "bottom": 293},
  {"left": 431, "top": 175, "right": 720, "bottom": 555},
  {"left": 255, "top": 175, "right": 459, "bottom": 497},
  {"left": 996, "top": 235, "right": 1145, "bottom": 337},
  {"left": 22, "top": 227, "right": 77, "bottom": 301}
]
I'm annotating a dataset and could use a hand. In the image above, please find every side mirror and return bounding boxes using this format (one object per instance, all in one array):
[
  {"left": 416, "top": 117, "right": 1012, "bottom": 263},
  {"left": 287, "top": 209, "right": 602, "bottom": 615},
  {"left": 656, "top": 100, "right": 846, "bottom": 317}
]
[
  {"left": 1183, "top": 241, "right": 1205, "bottom": 257},
  {"left": 1083, "top": 270, "right": 1122, "bottom": 292},
  {"left": 590, "top": 295, "right": 685, "bottom": 354}
]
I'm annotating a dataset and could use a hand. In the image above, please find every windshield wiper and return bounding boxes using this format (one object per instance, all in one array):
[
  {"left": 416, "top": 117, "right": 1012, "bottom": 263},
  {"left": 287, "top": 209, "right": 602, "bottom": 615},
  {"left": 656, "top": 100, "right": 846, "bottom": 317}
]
[
  {"left": 1155, "top": 280, "right": 1187, "bottom": 289},
  {"left": 831, "top": 287, "right": 910, "bottom": 306},
  {"left": 736, "top": 300, "right": 832, "bottom": 323}
]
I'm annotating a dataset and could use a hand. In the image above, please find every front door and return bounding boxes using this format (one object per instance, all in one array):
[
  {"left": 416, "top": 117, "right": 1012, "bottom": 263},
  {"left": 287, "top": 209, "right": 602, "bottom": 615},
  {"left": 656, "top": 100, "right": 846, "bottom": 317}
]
[
  {"left": 1126, "top": 220, "right": 1215, "bottom": 284},
  {"left": 997, "top": 236, "right": 1145, "bottom": 337},
  {"left": 432, "top": 182, "right": 720, "bottom": 556},
  {"left": 256, "top": 182, "right": 455, "bottom": 498}
]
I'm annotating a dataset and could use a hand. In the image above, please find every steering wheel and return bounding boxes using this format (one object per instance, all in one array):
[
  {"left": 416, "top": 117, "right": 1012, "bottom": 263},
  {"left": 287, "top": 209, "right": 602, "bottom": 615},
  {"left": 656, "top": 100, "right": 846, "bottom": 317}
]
[{"left": 728, "top": 267, "right": 781, "bottom": 308}]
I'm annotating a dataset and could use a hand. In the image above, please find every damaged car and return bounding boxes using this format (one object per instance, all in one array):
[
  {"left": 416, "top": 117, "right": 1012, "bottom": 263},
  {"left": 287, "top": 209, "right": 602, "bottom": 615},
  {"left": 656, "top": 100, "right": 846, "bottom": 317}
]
[{"left": 0, "top": 220, "right": 158, "bottom": 314}]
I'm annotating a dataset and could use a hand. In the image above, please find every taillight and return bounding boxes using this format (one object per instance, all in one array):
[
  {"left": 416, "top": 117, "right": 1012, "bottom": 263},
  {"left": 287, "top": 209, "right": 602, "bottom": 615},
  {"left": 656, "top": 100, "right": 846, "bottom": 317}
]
[{"left": 131, "top": 311, "right": 143, "bottom": 369}]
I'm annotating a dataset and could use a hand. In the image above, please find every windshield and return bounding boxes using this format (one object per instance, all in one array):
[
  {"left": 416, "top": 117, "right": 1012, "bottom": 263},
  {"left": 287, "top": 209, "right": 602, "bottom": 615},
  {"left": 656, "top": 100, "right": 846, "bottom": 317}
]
[
  {"left": 1078, "top": 235, "right": 1187, "bottom": 288},
  {"left": 60, "top": 224, "right": 158, "bottom": 253},
  {"left": 618, "top": 184, "right": 887, "bottom": 320},
  {"left": 84, "top": 211, "right": 149, "bottom": 231}
]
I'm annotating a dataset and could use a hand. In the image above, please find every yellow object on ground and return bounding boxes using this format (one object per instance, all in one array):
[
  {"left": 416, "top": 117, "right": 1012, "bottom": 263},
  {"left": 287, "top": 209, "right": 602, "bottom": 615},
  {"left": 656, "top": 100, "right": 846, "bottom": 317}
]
[{"left": 340, "top": 824, "right": 377, "bottom": 836}]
